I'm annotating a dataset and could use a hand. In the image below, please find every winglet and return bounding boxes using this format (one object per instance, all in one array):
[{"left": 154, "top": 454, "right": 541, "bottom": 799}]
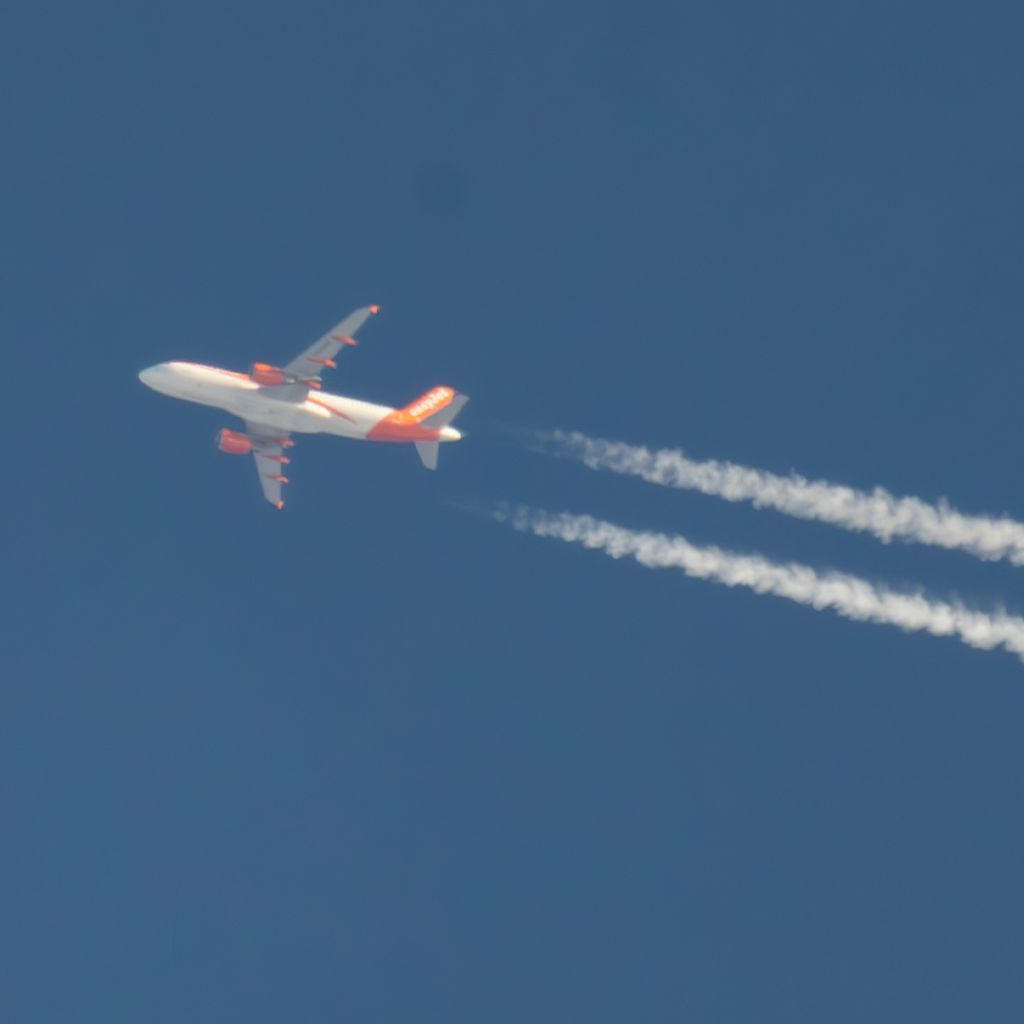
[
  {"left": 369, "top": 304, "right": 380, "bottom": 314},
  {"left": 275, "top": 501, "right": 285, "bottom": 510}
]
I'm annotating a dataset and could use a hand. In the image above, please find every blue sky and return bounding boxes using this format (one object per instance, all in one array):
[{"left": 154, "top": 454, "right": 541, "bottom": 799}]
[{"left": 3, "top": 1, "right": 1024, "bottom": 1020}]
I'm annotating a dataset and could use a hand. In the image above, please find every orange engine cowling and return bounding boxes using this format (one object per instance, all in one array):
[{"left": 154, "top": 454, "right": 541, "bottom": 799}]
[
  {"left": 217, "top": 428, "right": 253, "bottom": 456},
  {"left": 250, "top": 362, "right": 287, "bottom": 386}
]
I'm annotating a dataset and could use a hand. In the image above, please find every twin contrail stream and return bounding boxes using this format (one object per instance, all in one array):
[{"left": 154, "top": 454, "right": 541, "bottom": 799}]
[
  {"left": 496, "top": 506, "right": 1024, "bottom": 661},
  {"left": 542, "top": 431, "right": 1024, "bottom": 566}
]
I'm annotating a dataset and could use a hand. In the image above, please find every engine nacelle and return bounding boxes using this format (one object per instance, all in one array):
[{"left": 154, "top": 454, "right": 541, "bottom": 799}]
[
  {"left": 250, "top": 362, "right": 288, "bottom": 386},
  {"left": 217, "top": 428, "right": 253, "bottom": 456}
]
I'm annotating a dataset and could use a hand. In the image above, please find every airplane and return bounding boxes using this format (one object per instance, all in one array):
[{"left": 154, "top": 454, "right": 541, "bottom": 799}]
[{"left": 138, "top": 305, "right": 467, "bottom": 509}]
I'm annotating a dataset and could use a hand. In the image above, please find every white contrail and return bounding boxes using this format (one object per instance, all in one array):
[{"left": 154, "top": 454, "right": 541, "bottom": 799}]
[
  {"left": 496, "top": 505, "right": 1024, "bottom": 661},
  {"left": 542, "top": 431, "right": 1024, "bottom": 566}
]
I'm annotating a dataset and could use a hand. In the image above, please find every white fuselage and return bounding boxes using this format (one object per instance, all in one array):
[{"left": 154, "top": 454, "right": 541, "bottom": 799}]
[{"left": 137, "top": 362, "right": 460, "bottom": 442}]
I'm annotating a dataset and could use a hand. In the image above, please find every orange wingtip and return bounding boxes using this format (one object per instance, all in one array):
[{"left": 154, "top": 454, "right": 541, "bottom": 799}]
[
  {"left": 275, "top": 501, "right": 285, "bottom": 510},
  {"left": 369, "top": 304, "right": 380, "bottom": 314}
]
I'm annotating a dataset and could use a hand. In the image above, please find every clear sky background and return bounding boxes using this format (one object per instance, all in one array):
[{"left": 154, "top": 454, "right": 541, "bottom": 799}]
[{"left": 3, "top": 1, "right": 1024, "bottom": 1020}]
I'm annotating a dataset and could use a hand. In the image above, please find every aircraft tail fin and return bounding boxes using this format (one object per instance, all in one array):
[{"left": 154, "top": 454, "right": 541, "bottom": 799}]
[
  {"left": 400, "top": 386, "right": 455, "bottom": 423},
  {"left": 423, "top": 393, "right": 469, "bottom": 429},
  {"left": 415, "top": 393, "right": 468, "bottom": 470}
]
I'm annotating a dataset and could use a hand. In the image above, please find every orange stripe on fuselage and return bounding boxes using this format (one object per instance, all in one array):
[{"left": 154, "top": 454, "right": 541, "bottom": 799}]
[{"left": 307, "top": 395, "right": 356, "bottom": 422}]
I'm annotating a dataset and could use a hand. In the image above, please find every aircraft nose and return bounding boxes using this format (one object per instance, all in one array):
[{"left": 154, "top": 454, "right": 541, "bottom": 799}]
[{"left": 138, "top": 364, "right": 164, "bottom": 389}]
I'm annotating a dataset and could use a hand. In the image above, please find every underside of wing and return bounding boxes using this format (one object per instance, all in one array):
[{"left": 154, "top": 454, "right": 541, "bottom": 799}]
[
  {"left": 283, "top": 305, "right": 379, "bottom": 385},
  {"left": 245, "top": 422, "right": 293, "bottom": 509}
]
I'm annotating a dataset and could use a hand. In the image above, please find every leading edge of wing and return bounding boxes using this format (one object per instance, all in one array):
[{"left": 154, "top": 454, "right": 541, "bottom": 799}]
[
  {"left": 283, "top": 304, "right": 380, "bottom": 382},
  {"left": 245, "top": 422, "right": 293, "bottom": 509}
]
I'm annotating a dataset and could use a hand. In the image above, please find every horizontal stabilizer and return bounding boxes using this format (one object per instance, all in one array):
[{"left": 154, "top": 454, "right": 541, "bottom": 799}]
[{"left": 415, "top": 441, "right": 439, "bottom": 470}]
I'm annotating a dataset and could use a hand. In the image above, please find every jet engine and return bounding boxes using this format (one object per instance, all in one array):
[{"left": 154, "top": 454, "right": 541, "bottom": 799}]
[
  {"left": 250, "top": 362, "right": 288, "bottom": 386},
  {"left": 216, "top": 428, "right": 253, "bottom": 455}
]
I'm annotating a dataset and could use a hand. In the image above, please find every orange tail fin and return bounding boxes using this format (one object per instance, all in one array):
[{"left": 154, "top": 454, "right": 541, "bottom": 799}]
[{"left": 401, "top": 386, "right": 455, "bottom": 423}]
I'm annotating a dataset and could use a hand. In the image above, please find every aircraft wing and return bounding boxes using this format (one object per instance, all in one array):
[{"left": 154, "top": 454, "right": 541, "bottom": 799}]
[
  {"left": 245, "top": 421, "right": 293, "bottom": 509},
  {"left": 283, "top": 305, "right": 379, "bottom": 385}
]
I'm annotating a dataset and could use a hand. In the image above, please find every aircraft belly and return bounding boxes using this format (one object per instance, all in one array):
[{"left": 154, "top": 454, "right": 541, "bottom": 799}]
[
  {"left": 155, "top": 368, "right": 380, "bottom": 438},
  {"left": 305, "top": 394, "right": 384, "bottom": 439},
  {"left": 318, "top": 418, "right": 369, "bottom": 440},
  {"left": 229, "top": 394, "right": 326, "bottom": 433},
  {"left": 175, "top": 380, "right": 241, "bottom": 411}
]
